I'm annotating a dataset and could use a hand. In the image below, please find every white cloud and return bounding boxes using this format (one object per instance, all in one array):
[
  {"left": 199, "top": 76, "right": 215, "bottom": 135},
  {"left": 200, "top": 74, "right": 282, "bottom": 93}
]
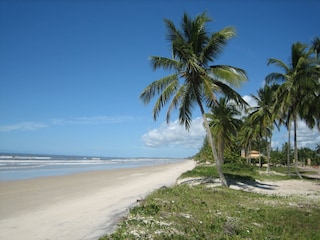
[
  {"left": 236, "top": 95, "right": 257, "bottom": 117},
  {"left": 51, "top": 115, "right": 136, "bottom": 125},
  {"left": 0, "top": 122, "right": 47, "bottom": 132},
  {"left": 142, "top": 117, "right": 206, "bottom": 149},
  {"left": 242, "top": 95, "right": 257, "bottom": 108},
  {"left": 294, "top": 120, "right": 320, "bottom": 149},
  {"left": 0, "top": 115, "right": 137, "bottom": 132},
  {"left": 272, "top": 120, "right": 320, "bottom": 150}
]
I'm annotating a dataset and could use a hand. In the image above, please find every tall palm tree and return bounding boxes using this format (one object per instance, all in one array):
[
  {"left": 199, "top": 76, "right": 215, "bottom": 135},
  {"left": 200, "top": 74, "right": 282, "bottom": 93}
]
[
  {"left": 140, "top": 12, "right": 247, "bottom": 187},
  {"left": 246, "top": 85, "right": 279, "bottom": 172},
  {"left": 206, "top": 97, "right": 242, "bottom": 164},
  {"left": 266, "top": 42, "right": 320, "bottom": 178}
]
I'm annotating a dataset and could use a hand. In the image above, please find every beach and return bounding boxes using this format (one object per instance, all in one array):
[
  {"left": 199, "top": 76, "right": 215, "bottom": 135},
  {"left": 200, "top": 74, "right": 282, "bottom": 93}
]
[{"left": 0, "top": 159, "right": 196, "bottom": 240}]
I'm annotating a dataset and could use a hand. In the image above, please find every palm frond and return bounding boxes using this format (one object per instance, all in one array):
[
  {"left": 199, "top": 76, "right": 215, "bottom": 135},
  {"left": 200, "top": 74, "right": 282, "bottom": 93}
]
[
  {"left": 178, "top": 84, "right": 194, "bottom": 130},
  {"left": 140, "top": 74, "right": 178, "bottom": 105},
  {"left": 201, "top": 75, "right": 218, "bottom": 107},
  {"left": 311, "top": 37, "right": 320, "bottom": 59},
  {"left": 149, "top": 56, "right": 181, "bottom": 71},
  {"left": 201, "top": 26, "right": 235, "bottom": 63},
  {"left": 166, "top": 85, "right": 186, "bottom": 123},
  {"left": 211, "top": 79, "right": 248, "bottom": 109},
  {"left": 187, "top": 12, "right": 211, "bottom": 56},
  {"left": 267, "top": 58, "right": 290, "bottom": 72},
  {"left": 152, "top": 77, "right": 179, "bottom": 121},
  {"left": 291, "top": 42, "right": 309, "bottom": 69},
  {"left": 265, "top": 72, "right": 288, "bottom": 84},
  {"left": 210, "top": 65, "right": 247, "bottom": 87},
  {"left": 164, "top": 18, "right": 181, "bottom": 43}
]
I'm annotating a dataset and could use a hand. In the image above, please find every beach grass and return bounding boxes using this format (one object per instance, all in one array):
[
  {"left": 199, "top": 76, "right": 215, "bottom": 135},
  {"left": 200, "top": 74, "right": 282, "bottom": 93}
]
[{"left": 100, "top": 165, "right": 320, "bottom": 239}]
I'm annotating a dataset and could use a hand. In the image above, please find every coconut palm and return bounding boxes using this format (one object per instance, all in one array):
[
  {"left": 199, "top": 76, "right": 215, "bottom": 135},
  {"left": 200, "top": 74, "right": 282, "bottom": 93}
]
[
  {"left": 246, "top": 85, "right": 279, "bottom": 172},
  {"left": 206, "top": 97, "right": 242, "bottom": 164},
  {"left": 266, "top": 42, "right": 320, "bottom": 178},
  {"left": 140, "top": 12, "right": 247, "bottom": 187}
]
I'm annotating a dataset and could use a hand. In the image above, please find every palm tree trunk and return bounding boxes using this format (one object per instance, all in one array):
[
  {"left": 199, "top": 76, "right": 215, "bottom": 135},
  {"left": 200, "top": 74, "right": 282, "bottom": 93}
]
[
  {"left": 293, "top": 118, "right": 303, "bottom": 179},
  {"left": 287, "top": 124, "right": 291, "bottom": 175},
  {"left": 219, "top": 139, "right": 225, "bottom": 165},
  {"left": 258, "top": 140, "right": 262, "bottom": 169},
  {"left": 202, "top": 114, "right": 228, "bottom": 187},
  {"left": 197, "top": 101, "right": 228, "bottom": 187},
  {"left": 266, "top": 135, "right": 271, "bottom": 173},
  {"left": 248, "top": 141, "right": 252, "bottom": 165}
]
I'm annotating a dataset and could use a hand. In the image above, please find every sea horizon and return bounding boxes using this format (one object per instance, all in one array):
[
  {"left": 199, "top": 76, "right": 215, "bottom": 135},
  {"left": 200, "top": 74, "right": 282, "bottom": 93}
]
[{"left": 0, "top": 152, "right": 188, "bottom": 182}]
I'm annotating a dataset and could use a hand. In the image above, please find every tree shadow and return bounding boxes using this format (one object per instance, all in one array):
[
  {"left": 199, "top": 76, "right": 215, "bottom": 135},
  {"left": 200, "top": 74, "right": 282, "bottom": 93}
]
[
  {"left": 225, "top": 173, "right": 278, "bottom": 191},
  {"left": 301, "top": 175, "right": 320, "bottom": 181},
  {"left": 299, "top": 169, "right": 320, "bottom": 180}
]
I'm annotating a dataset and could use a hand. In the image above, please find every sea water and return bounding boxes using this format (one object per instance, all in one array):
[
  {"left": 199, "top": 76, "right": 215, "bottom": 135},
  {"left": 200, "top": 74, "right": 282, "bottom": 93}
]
[{"left": 0, "top": 153, "right": 185, "bottom": 181}]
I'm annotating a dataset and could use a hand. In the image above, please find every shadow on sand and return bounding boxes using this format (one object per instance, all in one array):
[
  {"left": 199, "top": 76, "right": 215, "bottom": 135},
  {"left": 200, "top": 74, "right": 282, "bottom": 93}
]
[
  {"left": 178, "top": 170, "right": 320, "bottom": 192},
  {"left": 224, "top": 173, "right": 278, "bottom": 191},
  {"left": 228, "top": 178, "right": 278, "bottom": 191},
  {"left": 178, "top": 174, "right": 279, "bottom": 191}
]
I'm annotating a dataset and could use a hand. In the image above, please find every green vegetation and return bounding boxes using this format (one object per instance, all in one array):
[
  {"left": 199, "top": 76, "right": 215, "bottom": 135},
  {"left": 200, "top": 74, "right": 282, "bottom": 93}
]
[{"left": 101, "top": 164, "right": 320, "bottom": 239}]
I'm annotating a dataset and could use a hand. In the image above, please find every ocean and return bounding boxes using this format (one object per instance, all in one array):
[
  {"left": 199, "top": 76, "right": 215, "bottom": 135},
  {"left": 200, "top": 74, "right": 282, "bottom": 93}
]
[{"left": 0, "top": 153, "right": 185, "bottom": 181}]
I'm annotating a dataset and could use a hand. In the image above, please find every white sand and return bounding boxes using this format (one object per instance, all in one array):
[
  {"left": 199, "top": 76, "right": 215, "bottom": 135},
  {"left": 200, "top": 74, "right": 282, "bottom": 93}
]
[
  {"left": 178, "top": 166, "right": 320, "bottom": 199},
  {"left": 230, "top": 179, "right": 320, "bottom": 198},
  {"left": 0, "top": 160, "right": 196, "bottom": 240},
  {"left": 230, "top": 166, "right": 320, "bottom": 197}
]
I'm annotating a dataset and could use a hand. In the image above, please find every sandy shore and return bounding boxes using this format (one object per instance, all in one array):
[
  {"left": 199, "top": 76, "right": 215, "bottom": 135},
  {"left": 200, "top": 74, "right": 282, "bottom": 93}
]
[{"left": 0, "top": 159, "right": 196, "bottom": 240}]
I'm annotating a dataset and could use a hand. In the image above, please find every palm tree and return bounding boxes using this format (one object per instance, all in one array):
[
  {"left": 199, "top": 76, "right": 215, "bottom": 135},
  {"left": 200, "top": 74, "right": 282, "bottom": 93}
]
[
  {"left": 140, "top": 12, "right": 247, "bottom": 187},
  {"left": 206, "top": 97, "right": 242, "bottom": 164},
  {"left": 246, "top": 85, "right": 279, "bottom": 172},
  {"left": 266, "top": 42, "right": 320, "bottom": 178}
]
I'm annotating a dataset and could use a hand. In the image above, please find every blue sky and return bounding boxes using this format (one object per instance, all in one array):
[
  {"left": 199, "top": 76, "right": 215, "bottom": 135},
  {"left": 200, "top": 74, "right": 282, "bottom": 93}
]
[{"left": 1, "top": 0, "right": 319, "bottom": 158}]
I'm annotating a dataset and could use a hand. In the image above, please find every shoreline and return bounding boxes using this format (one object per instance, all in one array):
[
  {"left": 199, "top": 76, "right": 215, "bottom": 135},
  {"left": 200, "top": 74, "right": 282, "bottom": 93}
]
[
  {"left": 0, "top": 157, "right": 186, "bottom": 182},
  {"left": 0, "top": 159, "right": 196, "bottom": 240}
]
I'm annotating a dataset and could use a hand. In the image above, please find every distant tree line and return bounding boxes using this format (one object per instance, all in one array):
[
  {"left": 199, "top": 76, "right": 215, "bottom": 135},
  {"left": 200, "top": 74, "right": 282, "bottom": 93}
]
[{"left": 194, "top": 139, "right": 320, "bottom": 167}]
